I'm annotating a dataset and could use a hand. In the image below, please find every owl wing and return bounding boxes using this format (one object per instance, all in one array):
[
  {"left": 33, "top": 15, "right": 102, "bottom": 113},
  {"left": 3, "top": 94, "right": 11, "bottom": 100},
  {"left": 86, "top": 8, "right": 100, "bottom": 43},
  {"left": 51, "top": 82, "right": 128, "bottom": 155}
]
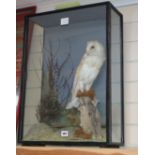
[
  {"left": 66, "top": 57, "right": 85, "bottom": 109},
  {"left": 71, "top": 55, "right": 86, "bottom": 97},
  {"left": 66, "top": 54, "right": 104, "bottom": 109},
  {"left": 72, "top": 55, "right": 102, "bottom": 97}
]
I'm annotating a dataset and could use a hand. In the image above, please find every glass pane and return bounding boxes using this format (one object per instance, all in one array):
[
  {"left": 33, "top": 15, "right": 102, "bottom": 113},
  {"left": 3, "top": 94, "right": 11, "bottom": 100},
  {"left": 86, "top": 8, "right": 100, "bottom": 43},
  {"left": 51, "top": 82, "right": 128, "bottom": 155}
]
[
  {"left": 23, "top": 22, "right": 44, "bottom": 139},
  {"left": 22, "top": 5, "right": 107, "bottom": 142},
  {"left": 111, "top": 9, "right": 122, "bottom": 143}
]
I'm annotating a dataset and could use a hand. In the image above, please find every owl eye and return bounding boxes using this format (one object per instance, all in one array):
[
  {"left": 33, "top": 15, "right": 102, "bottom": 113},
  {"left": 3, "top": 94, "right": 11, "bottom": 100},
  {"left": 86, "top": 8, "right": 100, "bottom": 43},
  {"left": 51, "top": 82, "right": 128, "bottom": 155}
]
[{"left": 90, "top": 45, "right": 95, "bottom": 49}]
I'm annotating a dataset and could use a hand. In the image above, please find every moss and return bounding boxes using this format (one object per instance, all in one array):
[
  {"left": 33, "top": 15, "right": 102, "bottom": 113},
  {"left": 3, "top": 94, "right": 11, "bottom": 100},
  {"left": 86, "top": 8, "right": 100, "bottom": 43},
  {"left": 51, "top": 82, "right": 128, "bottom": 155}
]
[{"left": 36, "top": 94, "right": 61, "bottom": 125}]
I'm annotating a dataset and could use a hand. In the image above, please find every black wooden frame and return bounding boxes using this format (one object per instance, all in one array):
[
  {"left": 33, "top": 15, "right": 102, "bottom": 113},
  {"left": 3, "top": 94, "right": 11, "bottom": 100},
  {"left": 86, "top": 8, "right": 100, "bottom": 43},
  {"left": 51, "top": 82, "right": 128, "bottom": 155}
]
[{"left": 17, "top": 1, "right": 124, "bottom": 147}]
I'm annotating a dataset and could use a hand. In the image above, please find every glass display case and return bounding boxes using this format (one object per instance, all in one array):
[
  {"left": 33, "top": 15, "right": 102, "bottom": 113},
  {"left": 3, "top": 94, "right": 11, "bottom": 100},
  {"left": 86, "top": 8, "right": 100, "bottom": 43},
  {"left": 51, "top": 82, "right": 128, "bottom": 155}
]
[{"left": 18, "top": 1, "right": 124, "bottom": 147}]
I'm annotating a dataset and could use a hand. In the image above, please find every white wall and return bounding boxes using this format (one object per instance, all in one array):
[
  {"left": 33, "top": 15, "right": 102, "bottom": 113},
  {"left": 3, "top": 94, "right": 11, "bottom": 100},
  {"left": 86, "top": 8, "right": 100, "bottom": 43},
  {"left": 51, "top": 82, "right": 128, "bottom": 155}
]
[
  {"left": 16, "top": 0, "right": 138, "bottom": 10},
  {"left": 18, "top": 1, "right": 138, "bottom": 148},
  {"left": 118, "top": 5, "right": 138, "bottom": 147}
]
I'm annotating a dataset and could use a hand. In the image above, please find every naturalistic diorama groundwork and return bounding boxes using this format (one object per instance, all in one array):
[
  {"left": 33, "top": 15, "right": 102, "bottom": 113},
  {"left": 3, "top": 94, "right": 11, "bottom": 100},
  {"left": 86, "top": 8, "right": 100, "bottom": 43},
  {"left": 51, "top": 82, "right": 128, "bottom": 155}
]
[{"left": 24, "top": 39, "right": 107, "bottom": 142}]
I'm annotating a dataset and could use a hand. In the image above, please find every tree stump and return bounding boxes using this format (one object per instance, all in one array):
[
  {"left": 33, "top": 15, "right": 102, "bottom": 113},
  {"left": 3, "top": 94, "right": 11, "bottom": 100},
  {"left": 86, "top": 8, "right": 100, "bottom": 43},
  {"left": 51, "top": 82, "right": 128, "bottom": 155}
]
[{"left": 76, "top": 90, "right": 103, "bottom": 139}]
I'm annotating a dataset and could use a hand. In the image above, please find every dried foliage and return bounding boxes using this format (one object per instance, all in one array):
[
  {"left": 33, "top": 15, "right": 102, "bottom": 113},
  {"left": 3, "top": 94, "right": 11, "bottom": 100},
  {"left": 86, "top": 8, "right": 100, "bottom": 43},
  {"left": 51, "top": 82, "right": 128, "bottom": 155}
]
[
  {"left": 36, "top": 40, "right": 74, "bottom": 124},
  {"left": 36, "top": 94, "right": 61, "bottom": 125},
  {"left": 74, "top": 127, "right": 92, "bottom": 139}
]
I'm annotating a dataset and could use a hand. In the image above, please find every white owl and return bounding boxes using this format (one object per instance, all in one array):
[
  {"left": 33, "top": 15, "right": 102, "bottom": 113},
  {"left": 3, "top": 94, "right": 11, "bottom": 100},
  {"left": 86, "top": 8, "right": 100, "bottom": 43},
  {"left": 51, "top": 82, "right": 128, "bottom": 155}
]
[{"left": 66, "top": 40, "right": 106, "bottom": 109}]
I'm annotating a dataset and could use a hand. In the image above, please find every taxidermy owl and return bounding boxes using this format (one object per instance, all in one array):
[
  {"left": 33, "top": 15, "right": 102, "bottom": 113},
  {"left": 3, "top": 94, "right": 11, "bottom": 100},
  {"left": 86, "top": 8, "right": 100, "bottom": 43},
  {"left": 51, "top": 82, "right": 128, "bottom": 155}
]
[{"left": 66, "top": 40, "right": 106, "bottom": 109}]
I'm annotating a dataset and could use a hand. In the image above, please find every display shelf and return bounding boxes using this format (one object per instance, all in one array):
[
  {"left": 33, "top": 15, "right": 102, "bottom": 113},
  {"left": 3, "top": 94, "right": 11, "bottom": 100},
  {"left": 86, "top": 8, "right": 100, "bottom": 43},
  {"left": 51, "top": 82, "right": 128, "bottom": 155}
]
[{"left": 16, "top": 146, "right": 137, "bottom": 155}]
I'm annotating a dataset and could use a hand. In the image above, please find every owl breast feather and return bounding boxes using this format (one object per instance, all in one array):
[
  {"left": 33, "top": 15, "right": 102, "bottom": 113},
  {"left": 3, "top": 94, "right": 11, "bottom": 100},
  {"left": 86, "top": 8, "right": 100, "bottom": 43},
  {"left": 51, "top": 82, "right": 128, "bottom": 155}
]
[{"left": 77, "top": 55, "right": 104, "bottom": 90}]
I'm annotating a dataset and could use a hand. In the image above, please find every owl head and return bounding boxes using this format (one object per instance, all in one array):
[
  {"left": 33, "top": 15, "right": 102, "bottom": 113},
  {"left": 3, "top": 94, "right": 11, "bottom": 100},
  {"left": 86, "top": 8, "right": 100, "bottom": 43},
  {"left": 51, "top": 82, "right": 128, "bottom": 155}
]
[{"left": 86, "top": 40, "right": 105, "bottom": 57}]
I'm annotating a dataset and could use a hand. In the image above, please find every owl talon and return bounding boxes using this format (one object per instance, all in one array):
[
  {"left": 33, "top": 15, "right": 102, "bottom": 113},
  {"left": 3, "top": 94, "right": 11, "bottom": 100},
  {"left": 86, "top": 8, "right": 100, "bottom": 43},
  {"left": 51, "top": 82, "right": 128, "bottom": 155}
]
[{"left": 76, "top": 89, "right": 95, "bottom": 100}]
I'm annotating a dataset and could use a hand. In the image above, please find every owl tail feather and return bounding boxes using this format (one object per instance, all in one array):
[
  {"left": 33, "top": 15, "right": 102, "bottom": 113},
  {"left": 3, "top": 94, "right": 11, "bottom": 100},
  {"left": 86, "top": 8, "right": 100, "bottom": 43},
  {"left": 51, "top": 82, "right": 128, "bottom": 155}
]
[{"left": 66, "top": 97, "right": 80, "bottom": 109}]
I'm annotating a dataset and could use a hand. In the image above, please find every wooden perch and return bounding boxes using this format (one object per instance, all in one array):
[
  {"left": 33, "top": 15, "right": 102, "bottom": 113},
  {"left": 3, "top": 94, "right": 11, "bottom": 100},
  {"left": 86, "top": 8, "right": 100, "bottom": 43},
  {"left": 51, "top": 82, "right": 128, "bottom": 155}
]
[{"left": 76, "top": 89, "right": 103, "bottom": 139}]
